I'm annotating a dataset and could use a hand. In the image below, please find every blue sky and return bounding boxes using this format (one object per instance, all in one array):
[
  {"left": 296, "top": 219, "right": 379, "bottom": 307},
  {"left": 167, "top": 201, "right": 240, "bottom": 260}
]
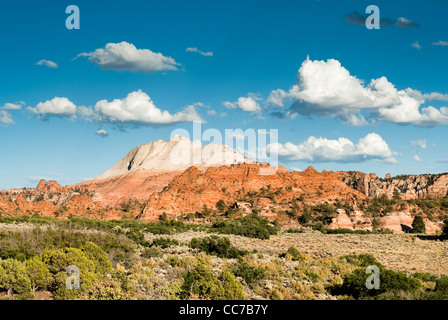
[{"left": 1, "top": 0, "right": 447, "bottom": 189}]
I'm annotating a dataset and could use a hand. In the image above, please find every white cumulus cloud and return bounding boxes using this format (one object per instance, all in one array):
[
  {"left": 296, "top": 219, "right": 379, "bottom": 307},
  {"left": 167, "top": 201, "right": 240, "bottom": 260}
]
[
  {"left": 267, "top": 57, "right": 448, "bottom": 127},
  {"left": 28, "top": 97, "right": 77, "bottom": 118},
  {"left": 268, "top": 133, "right": 397, "bottom": 163},
  {"left": 77, "top": 42, "right": 180, "bottom": 73},
  {"left": 89, "top": 90, "right": 202, "bottom": 125},
  {"left": 224, "top": 95, "right": 261, "bottom": 113},
  {"left": 29, "top": 91, "right": 202, "bottom": 126}
]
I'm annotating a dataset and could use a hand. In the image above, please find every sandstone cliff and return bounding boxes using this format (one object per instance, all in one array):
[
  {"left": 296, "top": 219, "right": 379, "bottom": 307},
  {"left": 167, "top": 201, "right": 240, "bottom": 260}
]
[{"left": 338, "top": 171, "right": 448, "bottom": 199}]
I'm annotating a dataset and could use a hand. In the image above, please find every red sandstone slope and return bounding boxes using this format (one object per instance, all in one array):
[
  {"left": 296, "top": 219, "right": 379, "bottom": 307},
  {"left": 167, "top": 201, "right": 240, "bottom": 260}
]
[
  {"left": 139, "top": 164, "right": 366, "bottom": 221},
  {"left": 69, "top": 135, "right": 254, "bottom": 206},
  {"left": 72, "top": 170, "right": 184, "bottom": 206}
]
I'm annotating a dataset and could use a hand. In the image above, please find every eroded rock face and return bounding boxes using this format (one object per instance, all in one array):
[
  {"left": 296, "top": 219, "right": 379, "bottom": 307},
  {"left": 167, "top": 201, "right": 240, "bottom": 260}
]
[
  {"left": 328, "top": 209, "right": 353, "bottom": 230},
  {"left": 338, "top": 171, "right": 448, "bottom": 199},
  {"left": 70, "top": 135, "right": 256, "bottom": 206},
  {"left": 94, "top": 135, "right": 254, "bottom": 181},
  {"left": 72, "top": 170, "right": 184, "bottom": 206},
  {"left": 377, "top": 212, "right": 441, "bottom": 234},
  {"left": 139, "top": 164, "right": 365, "bottom": 221},
  {"left": 36, "top": 180, "right": 63, "bottom": 193}
]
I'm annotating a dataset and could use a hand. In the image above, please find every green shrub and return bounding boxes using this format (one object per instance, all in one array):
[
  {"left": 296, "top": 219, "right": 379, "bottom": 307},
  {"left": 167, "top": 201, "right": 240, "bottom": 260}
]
[
  {"left": 411, "top": 216, "right": 426, "bottom": 234},
  {"left": 211, "top": 214, "right": 278, "bottom": 240},
  {"left": 429, "top": 275, "right": 448, "bottom": 299},
  {"left": 180, "top": 263, "right": 245, "bottom": 300},
  {"left": 216, "top": 200, "right": 227, "bottom": 213},
  {"left": 0, "top": 259, "right": 32, "bottom": 296},
  {"left": 220, "top": 270, "right": 245, "bottom": 300},
  {"left": 79, "top": 276, "right": 132, "bottom": 300},
  {"left": 41, "top": 246, "right": 110, "bottom": 299},
  {"left": 81, "top": 242, "right": 112, "bottom": 274},
  {"left": 25, "top": 256, "right": 52, "bottom": 292},
  {"left": 141, "top": 247, "right": 163, "bottom": 259},
  {"left": 279, "top": 246, "right": 308, "bottom": 261},
  {"left": 442, "top": 219, "right": 448, "bottom": 236},
  {"left": 285, "top": 227, "right": 304, "bottom": 234},
  {"left": 413, "top": 272, "right": 438, "bottom": 282},
  {"left": 299, "top": 209, "right": 312, "bottom": 224},
  {"left": 333, "top": 257, "right": 421, "bottom": 299},
  {"left": 324, "top": 228, "right": 370, "bottom": 235},
  {"left": 312, "top": 222, "right": 325, "bottom": 233},
  {"left": 125, "top": 230, "right": 148, "bottom": 247},
  {"left": 342, "top": 254, "right": 382, "bottom": 268},
  {"left": 190, "top": 236, "right": 248, "bottom": 259},
  {"left": 233, "top": 260, "right": 268, "bottom": 288},
  {"left": 150, "top": 238, "right": 179, "bottom": 249}
]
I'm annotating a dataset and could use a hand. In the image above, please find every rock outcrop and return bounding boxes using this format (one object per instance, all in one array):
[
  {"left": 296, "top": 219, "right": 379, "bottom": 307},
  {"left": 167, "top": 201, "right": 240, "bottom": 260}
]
[
  {"left": 36, "top": 180, "right": 63, "bottom": 193},
  {"left": 139, "top": 164, "right": 365, "bottom": 221},
  {"left": 72, "top": 135, "right": 255, "bottom": 205},
  {"left": 338, "top": 171, "right": 448, "bottom": 199}
]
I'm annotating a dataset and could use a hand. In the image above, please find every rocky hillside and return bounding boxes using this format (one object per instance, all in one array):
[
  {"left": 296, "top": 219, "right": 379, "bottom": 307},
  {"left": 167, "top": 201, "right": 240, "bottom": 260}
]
[
  {"left": 338, "top": 171, "right": 448, "bottom": 199},
  {"left": 71, "top": 135, "right": 254, "bottom": 205},
  {"left": 139, "top": 164, "right": 365, "bottom": 221}
]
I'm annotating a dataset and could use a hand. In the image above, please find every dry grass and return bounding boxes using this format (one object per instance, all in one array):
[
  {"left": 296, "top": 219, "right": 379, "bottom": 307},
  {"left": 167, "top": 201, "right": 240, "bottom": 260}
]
[{"left": 160, "top": 229, "right": 448, "bottom": 276}]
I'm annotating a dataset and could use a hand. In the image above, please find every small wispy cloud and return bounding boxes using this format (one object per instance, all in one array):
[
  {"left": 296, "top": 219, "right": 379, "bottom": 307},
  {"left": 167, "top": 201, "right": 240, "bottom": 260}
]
[
  {"left": 411, "top": 139, "right": 427, "bottom": 149},
  {"left": 0, "top": 110, "right": 14, "bottom": 125},
  {"left": 411, "top": 41, "right": 422, "bottom": 50},
  {"left": 395, "top": 17, "right": 419, "bottom": 28},
  {"left": 186, "top": 47, "right": 214, "bottom": 57},
  {"left": 433, "top": 40, "right": 448, "bottom": 46},
  {"left": 345, "top": 11, "right": 418, "bottom": 28},
  {"left": 95, "top": 129, "right": 109, "bottom": 137},
  {"left": 2, "top": 102, "right": 25, "bottom": 110},
  {"left": 36, "top": 59, "right": 58, "bottom": 68}
]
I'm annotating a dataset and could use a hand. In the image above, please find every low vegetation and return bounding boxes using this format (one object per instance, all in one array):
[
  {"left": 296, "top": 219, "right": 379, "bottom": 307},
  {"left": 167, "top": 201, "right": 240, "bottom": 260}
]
[
  {"left": 0, "top": 214, "right": 446, "bottom": 300},
  {"left": 211, "top": 214, "right": 279, "bottom": 240}
]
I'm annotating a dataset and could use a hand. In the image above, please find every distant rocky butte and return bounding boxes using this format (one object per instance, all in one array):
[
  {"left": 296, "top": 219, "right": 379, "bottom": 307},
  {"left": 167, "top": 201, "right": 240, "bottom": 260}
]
[
  {"left": 139, "top": 164, "right": 365, "bottom": 221},
  {"left": 338, "top": 171, "right": 448, "bottom": 199},
  {"left": 71, "top": 135, "right": 255, "bottom": 205}
]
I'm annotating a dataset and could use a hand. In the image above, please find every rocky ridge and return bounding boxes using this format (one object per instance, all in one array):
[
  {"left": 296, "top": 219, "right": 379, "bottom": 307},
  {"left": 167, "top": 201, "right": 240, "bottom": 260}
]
[{"left": 339, "top": 171, "right": 448, "bottom": 199}]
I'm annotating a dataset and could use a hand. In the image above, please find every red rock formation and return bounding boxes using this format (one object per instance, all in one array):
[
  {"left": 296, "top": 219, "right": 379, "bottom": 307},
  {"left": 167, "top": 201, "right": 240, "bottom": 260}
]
[
  {"left": 328, "top": 209, "right": 353, "bottom": 230},
  {"left": 72, "top": 169, "right": 184, "bottom": 206},
  {"left": 36, "top": 180, "right": 63, "bottom": 193},
  {"left": 139, "top": 163, "right": 366, "bottom": 221},
  {"left": 338, "top": 171, "right": 448, "bottom": 200}
]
